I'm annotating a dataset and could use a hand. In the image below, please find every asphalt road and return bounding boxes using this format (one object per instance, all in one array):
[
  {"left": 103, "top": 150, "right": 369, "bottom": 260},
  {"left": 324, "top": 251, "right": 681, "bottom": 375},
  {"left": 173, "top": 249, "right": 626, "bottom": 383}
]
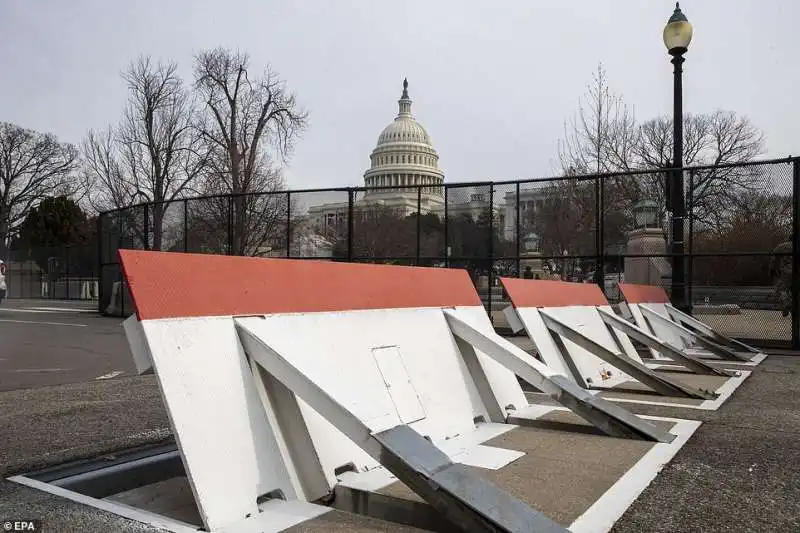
[{"left": 0, "top": 299, "right": 135, "bottom": 392}]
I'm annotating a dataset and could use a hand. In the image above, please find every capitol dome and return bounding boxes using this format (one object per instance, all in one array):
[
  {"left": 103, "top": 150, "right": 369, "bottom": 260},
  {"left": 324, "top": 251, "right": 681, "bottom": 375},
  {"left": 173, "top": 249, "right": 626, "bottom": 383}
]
[
  {"left": 376, "top": 114, "right": 431, "bottom": 145},
  {"left": 363, "top": 79, "right": 444, "bottom": 197}
]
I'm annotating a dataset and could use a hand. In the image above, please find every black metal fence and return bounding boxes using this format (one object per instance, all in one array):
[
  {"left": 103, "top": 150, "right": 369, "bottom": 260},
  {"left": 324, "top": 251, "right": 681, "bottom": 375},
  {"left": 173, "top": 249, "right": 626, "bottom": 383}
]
[
  {"left": 98, "top": 157, "right": 800, "bottom": 348},
  {"left": 2, "top": 244, "right": 99, "bottom": 300}
]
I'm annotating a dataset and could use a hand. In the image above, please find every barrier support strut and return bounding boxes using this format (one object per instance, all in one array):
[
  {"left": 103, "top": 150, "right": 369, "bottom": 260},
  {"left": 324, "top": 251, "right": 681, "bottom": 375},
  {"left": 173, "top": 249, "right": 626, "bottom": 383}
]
[
  {"left": 664, "top": 303, "right": 762, "bottom": 355},
  {"left": 536, "top": 310, "right": 717, "bottom": 400},
  {"left": 597, "top": 308, "right": 737, "bottom": 378},
  {"left": 639, "top": 305, "right": 751, "bottom": 362},
  {"left": 442, "top": 310, "right": 676, "bottom": 443},
  {"left": 235, "top": 320, "right": 568, "bottom": 533}
]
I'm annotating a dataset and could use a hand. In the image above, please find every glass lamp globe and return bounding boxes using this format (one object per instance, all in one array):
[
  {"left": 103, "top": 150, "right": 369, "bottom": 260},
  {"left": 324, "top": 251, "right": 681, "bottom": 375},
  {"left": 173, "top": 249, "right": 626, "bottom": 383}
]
[
  {"left": 523, "top": 232, "right": 541, "bottom": 253},
  {"left": 663, "top": 2, "right": 693, "bottom": 53},
  {"left": 633, "top": 200, "right": 659, "bottom": 229}
]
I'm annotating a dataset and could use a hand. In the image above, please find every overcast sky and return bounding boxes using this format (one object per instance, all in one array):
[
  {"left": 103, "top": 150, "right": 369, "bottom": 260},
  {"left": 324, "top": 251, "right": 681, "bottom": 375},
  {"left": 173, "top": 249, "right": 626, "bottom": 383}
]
[{"left": 1, "top": 1, "right": 797, "bottom": 190}]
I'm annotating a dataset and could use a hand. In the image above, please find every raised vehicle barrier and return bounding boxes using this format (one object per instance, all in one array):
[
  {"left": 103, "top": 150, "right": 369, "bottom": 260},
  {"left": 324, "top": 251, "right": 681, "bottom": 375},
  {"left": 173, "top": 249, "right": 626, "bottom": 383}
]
[
  {"left": 618, "top": 283, "right": 768, "bottom": 366},
  {"left": 501, "top": 278, "right": 753, "bottom": 411},
  {"left": 108, "top": 250, "right": 700, "bottom": 532}
]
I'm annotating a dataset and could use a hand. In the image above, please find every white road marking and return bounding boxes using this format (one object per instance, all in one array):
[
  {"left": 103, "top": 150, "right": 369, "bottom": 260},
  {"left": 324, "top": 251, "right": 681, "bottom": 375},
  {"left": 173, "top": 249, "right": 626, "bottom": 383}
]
[
  {"left": 95, "top": 371, "right": 124, "bottom": 380},
  {"left": 0, "top": 318, "right": 88, "bottom": 327},
  {"left": 0, "top": 308, "right": 60, "bottom": 314},
  {"left": 14, "top": 368, "right": 72, "bottom": 373},
  {"left": 0, "top": 308, "right": 93, "bottom": 314},
  {"left": 29, "top": 307, "right": 95, "bottom": 313}
]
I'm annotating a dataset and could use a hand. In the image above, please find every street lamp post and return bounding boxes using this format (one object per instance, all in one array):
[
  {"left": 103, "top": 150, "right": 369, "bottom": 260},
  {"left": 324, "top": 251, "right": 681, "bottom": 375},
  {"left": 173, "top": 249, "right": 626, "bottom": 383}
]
[{"left": 663, "top": 2, "right": 693, "bottom": 313}]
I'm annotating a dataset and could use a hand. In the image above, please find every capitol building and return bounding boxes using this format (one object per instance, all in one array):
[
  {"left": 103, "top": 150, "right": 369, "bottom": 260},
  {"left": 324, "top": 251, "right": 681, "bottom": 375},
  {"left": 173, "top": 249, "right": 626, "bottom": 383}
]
[
  {"left": 307, "top": 79, "right": 448, "bottom": 232},
  {"left": 296, "top": 79, "right": 547, "bottom": 256}
]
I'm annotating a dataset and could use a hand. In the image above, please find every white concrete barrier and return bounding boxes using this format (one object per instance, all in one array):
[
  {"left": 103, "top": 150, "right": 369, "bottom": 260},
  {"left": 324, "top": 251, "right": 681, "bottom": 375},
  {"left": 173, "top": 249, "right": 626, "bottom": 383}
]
[
  {"left": 618, "top": 282, "right": 766, "bottom": 365},
  {"left": 119, "top": 250, "right": 681, "bottom": 533},
  {"left": 500, "top": 278, "right": 755, "bottom": 410}
]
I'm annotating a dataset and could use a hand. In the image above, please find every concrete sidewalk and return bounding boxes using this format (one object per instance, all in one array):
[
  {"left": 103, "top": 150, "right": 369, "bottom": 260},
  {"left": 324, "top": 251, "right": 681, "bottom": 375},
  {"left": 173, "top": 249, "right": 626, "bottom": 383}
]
[
  {"left": 1, "top": 356, "right": 798, "bottom": 532},
  {"left": 611, "top": 354, "right": 800, "bottom": 533}
]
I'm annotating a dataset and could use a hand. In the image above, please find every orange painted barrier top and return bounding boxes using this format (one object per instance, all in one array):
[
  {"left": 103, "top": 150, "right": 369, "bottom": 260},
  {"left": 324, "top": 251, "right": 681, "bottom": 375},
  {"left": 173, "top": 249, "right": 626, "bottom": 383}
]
[
  {"left": 499, "top": 278, "right": 609, "bottom": 308},
  {"left": 617, "top": 283, "right": 671, "bottom": 304},
  {"left": 119, "top": 250, "right": 482, "bottom": 320}
]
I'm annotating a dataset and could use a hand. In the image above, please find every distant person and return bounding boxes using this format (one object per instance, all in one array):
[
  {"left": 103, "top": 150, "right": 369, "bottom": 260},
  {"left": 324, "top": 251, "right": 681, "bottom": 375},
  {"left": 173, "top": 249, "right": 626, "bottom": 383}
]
[{"left": 523, "top": 266, "right": 534, "bottom": 279}]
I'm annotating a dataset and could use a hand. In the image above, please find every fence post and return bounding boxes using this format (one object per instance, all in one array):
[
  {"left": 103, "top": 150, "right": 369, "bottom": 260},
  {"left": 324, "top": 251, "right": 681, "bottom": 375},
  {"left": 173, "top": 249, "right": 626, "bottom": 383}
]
[
  {"left": 515, "top": 182, "right": 521, "bottom": 278},
  {"left": 183, "top": 200, "right": 189, "bottom": 252},
  {"left": 96, "top": 214, "right": 103, "bottom": 313},
  {"left": 792, "top": 159, "right": 800, "bottom": 350},
  {"left": 65, "top": 246, "right": 70, "bottom": 300},
  {"left": 488, "top": 184, "right": 494, "bottom": 324},
  {"left": 444, "top": 186, "right": 449, "bottom": 268},
  {"left": 143, "top": 203, "right": 150, "bottom": 251},
  {"left": 416, "top": 186, "right": 421, "bottom": 265},
  {"left": 595, "top": 174, "right": 604, "bottom": 290},
  {"left": 286, "top": 191, "right": 292, "bottom": 258},
  {"left": 347, "top": 189, "right": 354, "bottom": 261},
  {"left": 687, "top": 170, "right": 695, "bottom": 315},
  {"left": 227, "top": 197, "right": 233, "bottom": 255}
]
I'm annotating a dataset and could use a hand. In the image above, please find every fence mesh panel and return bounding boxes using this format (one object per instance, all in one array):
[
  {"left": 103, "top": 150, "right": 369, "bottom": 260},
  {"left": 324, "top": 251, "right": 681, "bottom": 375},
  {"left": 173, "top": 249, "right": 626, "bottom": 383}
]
[
  {"left": 6, "top": 245, "right": 97, "bottom": 300},
  {"left": 186, "top": 196, "right": 229, "bottom": 254},
  {"left": 690, "top": 254, "right": 792, "bottom": 343},
  {"left": 289, "top": 190, "right": 350, "bottom": 259},
  {"left": 94, "top": 158, "right": 799, "bottom": 348},
  {"left": 690, "top": 161, "right": 794, "bottom": 254},
  {"left": 349, "top": 186, "right": 420, "bottom": 260},
  {"left": 151, "top": 200, "right": 187, "bottom": 253}
]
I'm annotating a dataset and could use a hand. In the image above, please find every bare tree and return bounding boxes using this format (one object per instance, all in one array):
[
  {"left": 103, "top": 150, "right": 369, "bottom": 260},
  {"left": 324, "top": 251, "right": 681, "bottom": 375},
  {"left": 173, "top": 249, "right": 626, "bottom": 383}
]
[
  {"left": 720, "top": 190, "right": 792, "bottom": 246},
  {"left": 83, "top": 56, "right": 206, "bottom": 250},
  {"left": 82, "top": 128, "right": 129, "bottom": 210},
  {"left": 193, "top": 167, "right": 290, "bottom": 257},
  {"left": 634, "top": 111, "right": 766, "bottom": 229},
  {"left": 0, "top": 122, "right": 79, "bottom": 256},
  {"left": 559, "top": 64, "right": 638, "bottom": 175},
  {"left": 559, "top": 66, "right": 767, "bottom": 238},
  {"left": 558, "top": 64, "right": 638, "bottom": 264},
  {"left": 525, "top": 179, "right": 596, "bottom": 258},
  {"left": 692, "top": 190, "right": 791, "bottom": 286},
  {"left": 193, "top": 47, "right": 308, "bottom": 255}
]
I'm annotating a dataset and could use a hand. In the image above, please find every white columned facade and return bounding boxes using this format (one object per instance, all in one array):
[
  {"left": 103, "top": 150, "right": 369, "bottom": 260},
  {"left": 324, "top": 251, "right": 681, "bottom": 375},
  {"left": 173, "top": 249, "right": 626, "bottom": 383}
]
[
  {"left": 308, "top": 78, "right": 447, "bottom": 235},
  {"left": 362, "top": 79, "right": 445, "bottom": 211}
]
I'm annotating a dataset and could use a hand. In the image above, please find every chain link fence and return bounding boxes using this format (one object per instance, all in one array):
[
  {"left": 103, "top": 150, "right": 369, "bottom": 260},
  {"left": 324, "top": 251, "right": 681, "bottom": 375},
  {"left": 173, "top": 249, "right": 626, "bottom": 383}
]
[
  {"left": 97, "top": 157, "right": 800, "bottom": 348},
  {"left": 3, "top": 244, "right": 98, "bottom": 300}
]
